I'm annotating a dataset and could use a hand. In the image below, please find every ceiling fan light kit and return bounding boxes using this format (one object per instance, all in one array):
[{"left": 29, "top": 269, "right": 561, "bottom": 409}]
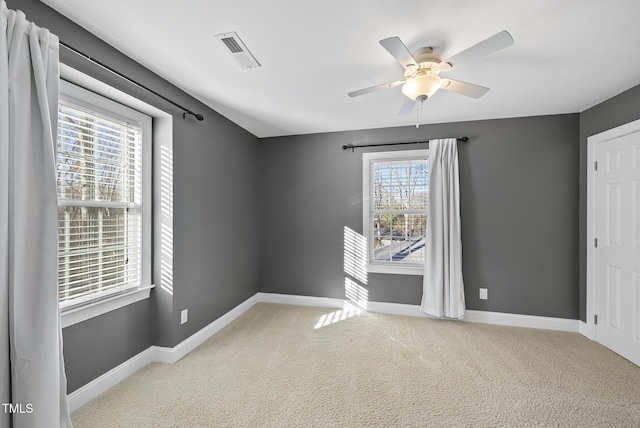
[
  {"left": 348, "top": 30, "right": 514, "bottom": 117},
  {"left": 401, "top": 74, "right": 442, "bottom": 101}
]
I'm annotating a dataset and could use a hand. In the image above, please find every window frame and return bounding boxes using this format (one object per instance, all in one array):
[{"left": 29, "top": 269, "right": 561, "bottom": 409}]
[
  {"left": 362, "top": 149, "right": 429, "bottom": 276},
  {"left": 58, "top": 79, "right": 153, "bottom": 325}
]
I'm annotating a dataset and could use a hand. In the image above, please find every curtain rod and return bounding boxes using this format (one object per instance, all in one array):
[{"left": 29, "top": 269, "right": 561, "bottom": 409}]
[
  {"left": 59, "top": 41, "right": 204, "bottom": 121},
  {"left": 342, "top": 137, "right": 468, "bottom": 152}
]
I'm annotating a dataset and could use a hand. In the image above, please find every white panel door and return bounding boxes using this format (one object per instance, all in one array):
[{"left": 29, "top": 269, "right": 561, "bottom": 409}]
[{"left": 595, "top": 131, "right": 640, "bottom": 366}]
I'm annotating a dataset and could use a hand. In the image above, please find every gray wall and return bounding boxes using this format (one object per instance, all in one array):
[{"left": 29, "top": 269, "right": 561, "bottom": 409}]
[
  {"left": 260, "top": 114, "right": 580, "bottom": 319},
  {"left": 12, "top": 0, "right": 639, "bottom": 397},
  {"left": 61, "top": 301, "right": 151, "bottom": 393},
  {"left": 578, "top": 84, "right": 640, "bottom": 322},
  {"left": 9, "top": 0, "right": 261, "bottom": 393}
]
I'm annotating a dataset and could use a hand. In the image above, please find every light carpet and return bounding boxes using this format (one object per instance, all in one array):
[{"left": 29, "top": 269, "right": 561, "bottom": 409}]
[{"left": 71, "top": 303, "right": 640, "bottom": 427}]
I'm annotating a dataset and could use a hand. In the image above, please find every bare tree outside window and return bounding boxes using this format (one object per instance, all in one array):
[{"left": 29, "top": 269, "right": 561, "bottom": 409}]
[
  {"left": 57, "top": 103, "right": 142, "bottom": 306},
  {"left": 370, "top": 157, "right": 428, "bottom": 265}
]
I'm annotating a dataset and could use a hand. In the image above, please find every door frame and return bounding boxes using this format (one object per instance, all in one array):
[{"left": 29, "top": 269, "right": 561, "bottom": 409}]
[{"left": 586, "top": 117, "right": 640, "bottom": 341}]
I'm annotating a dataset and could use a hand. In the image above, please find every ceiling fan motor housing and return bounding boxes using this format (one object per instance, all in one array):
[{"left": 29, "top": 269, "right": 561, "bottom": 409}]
[
  {"left": 401, "top": 46, "right": 446, "bottom": 100},
  {"left": 404, "top": 47, "right": 444, "bottom": 76}
]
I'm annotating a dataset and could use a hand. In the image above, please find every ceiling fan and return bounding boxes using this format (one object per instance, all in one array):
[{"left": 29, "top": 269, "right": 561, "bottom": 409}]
[{"left": 348, "top": 31, "right": 514, "bottom": 116}]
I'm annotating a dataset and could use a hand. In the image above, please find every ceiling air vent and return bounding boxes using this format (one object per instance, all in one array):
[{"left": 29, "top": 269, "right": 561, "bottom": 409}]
[{"left": 214, "top": 32, "right": 261, "bottom": 69}]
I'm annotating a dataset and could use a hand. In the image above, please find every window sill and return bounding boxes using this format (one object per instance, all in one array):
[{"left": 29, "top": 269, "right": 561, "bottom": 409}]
[
  {"left": 61, "top": 285, "right": 154, "bottom": 328},
  {"left": 367, "top": 264, "right": 424, "bottom": 276}
]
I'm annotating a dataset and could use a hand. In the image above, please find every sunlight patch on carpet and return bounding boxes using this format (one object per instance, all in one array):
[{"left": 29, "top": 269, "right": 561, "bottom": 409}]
[{"left": 314, "top": 301, "right": 363, "bottom": 329}]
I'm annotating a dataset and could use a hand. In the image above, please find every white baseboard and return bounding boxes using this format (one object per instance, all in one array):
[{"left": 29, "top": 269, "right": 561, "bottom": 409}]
[
  {"left": 152, "top": 293, "right": 261, "bottom": 364},
  {"left": 579, "top": 320, "right": 595, "bottom": 340},
  {"left": 69, "top": 291, "right": 581, "bottom": 412},
  {"left": 259, "top": 292, "right": 344, "bottom": 309},
  {"left": 366, "top": 300, "right": 429, "bottom": 317},
  {"left": 69, "top": 293, "right": 261, "bottom": 412},
  {"left": 258, "top": 292, "right": 580, "bottom": 333},
  {"left": 67, "top": 347, "right": 154, "bottom": 412},
  {"left": 464, "top": 309, "right": 579, "bottom": 332}
]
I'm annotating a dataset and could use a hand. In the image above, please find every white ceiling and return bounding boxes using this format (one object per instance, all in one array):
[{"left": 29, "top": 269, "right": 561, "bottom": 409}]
[{"left": 41, "top": 0, "right": 640, "bottom": 138}]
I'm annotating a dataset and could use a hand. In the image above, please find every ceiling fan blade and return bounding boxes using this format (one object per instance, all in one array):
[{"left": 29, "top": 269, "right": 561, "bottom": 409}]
[
  {"left": 440, "top": 79, "right": 490, "bottom": 98},
  {"left": 379, "top": 37, "right": 418, "bottom": 69},
  {"left": 348, "top": 80, "right": 404, "bottom": 97},
  {"left": 399, "top": 98, "right": 416, "bottom": 116},
  {"left": 442, "top": 30, "right": 514, "bottom": 69}
]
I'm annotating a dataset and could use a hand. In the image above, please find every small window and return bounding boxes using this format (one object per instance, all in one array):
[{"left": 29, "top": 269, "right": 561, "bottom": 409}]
[
  {"left": 56, "top": 81, "right": 151, "bottom": 309},
  {"left": 363, "top": 150, "right": 428, "bottom": 275}
]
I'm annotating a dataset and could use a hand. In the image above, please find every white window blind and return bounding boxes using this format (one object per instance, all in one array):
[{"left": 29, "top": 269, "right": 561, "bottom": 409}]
[
  {"left": 363, "top": 150, "right": 428, "bottom": 274},
  {"left": 57, "top": 101, "right": 144, "bottom": 308}
]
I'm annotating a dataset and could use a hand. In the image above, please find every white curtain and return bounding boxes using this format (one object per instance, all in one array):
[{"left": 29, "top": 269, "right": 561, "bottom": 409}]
[
  {"left": 1, "top": 2, "right": 72, "bottom": 427},
  {"left": 421, "top": 138, "right": 465, "bottom": 319}
]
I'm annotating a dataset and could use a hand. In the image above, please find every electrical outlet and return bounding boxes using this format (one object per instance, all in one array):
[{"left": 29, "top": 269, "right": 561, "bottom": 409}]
[
  {"left": 181, "top": 309, "right": 188, "bottom": 324},
  {"left": 479, "top": 288, "right": 488, "bottom": 300}
]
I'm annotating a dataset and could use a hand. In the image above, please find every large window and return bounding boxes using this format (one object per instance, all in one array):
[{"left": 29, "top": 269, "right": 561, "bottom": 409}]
[
  {"left": 363, "top": 150, "right": 428, "bottom": 275},
  {"left": 56, "top": 81, "right": 151, "bottom": 310}
]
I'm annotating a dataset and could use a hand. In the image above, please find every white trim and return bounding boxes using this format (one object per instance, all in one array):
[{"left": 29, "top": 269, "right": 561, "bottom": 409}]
[
  {"left": 362, "top": 149, "right": 429, "bottom": 276},
  {"left": 259, "top": 292, "right": 344, "bottom": 309},
  {"left": 151, "top": 293, "right": 261, "bottom": 364},
  {"left": 587, "top": 127, "right": 597, "bottom": 340},
  {"left": 367, "top": 300, "right": 427, "bottom": 317},
  {"left": 579, "top": 321, "right": 595, "bottom": 340},
  {"left": 586, "top": 117, "right": 640, "bottom": 342},
  {"left": 60, "top": 64, "right": 169, "bottom": 118},
  {"left": 61, "top": 285, "right": 153, "bottom": 328},
  {"left": 68, "top": 292, "right": 581, "bottom": 413},
  {"left": 258, "top": 292, "right": 580, "bottom": 332},
  {"left": 67, "top": 347, "right": 154, "bottom": 412},
  {"left": 68, "top": 293, "right": 261, "bottom": 411},
  {"left": 366, "top": 264, "right": 424, "bottom": 275},
  {"left": 58, "top": 67, "right": 172, "bottom": 327},
  {"left": 57, "top": 72, "right": 157, "bottom": 323},
  {"left": 58, "top": 80, "right": 153, "bottom": 304},
  {"left": 464, "top": 310, "right": 579, "bottom": 332}
]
